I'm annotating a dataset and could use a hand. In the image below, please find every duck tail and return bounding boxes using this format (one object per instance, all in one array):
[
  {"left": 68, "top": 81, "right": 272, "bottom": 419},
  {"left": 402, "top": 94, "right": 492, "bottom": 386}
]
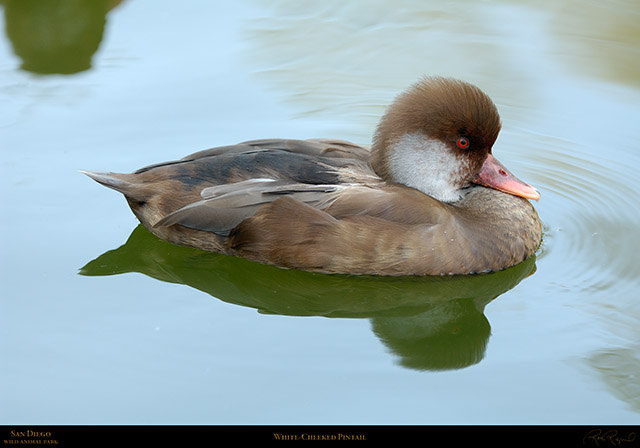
[
  {"left": 80, "top": 170, "right": 128, "bottom": 191},
  {"left": 80, "top": 170, "right": 150, "bottom": 203}
]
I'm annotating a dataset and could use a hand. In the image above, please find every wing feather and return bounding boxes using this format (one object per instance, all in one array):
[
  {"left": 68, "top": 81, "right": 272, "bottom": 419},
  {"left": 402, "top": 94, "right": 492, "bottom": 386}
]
[{"left": 154, "top": 179, "right": 346, "bottom": 235}]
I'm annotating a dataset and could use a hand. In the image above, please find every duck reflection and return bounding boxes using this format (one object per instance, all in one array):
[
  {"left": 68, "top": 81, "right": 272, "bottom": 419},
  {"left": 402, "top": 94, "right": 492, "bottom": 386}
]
[
  {"left": 2, "top": 0, "right": 122, "bottom": 75},
  {"left": 80, "top": 225, "right": 536, "bottom": 371}
]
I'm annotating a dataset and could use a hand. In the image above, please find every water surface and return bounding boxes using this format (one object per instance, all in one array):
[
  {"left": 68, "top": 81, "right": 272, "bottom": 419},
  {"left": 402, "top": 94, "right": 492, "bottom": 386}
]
[{"left": 1, "top": 0, "right": 639, "bottom": 425}]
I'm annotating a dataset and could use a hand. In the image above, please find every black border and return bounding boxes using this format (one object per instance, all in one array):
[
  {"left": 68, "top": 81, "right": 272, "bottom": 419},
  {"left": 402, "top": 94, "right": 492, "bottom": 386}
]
[{"left": 1, "top": 425, "right": 638, "bottom": 446}]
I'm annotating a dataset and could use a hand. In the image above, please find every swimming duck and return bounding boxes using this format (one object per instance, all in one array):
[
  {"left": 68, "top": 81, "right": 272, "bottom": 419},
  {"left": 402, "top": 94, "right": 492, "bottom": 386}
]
[{"left": 82, "top": 77, "right": 542, "bottom": 276}]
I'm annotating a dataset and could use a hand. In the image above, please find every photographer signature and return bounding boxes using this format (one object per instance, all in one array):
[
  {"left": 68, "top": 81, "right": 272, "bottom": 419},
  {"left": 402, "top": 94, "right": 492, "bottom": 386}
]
[{"left": 584, "top": 429, "right": 636, "bottom": 446}]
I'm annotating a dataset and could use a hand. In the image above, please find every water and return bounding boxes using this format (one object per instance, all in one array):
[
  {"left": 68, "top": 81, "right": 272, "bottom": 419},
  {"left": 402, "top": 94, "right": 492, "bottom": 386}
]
[{"left": 1, "top": 0, "right": 639, "bottom": 425}]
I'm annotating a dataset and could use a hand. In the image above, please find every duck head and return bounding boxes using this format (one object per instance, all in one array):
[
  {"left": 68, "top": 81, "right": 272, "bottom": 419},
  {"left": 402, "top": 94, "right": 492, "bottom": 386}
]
[{"left": 370, "top": 77, "right": 540, "bottom": 203}]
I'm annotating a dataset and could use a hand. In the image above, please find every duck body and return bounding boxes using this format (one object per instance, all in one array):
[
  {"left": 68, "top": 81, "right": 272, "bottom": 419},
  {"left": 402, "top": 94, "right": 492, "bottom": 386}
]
[{"left": 83, "top": 78, "right": 542, "bottom": 276}]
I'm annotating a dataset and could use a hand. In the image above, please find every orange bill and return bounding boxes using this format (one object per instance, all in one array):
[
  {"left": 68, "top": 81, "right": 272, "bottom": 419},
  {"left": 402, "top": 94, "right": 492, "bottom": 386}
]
[{"left": 473, "top": 154, "right": 540, "bottom": 201}]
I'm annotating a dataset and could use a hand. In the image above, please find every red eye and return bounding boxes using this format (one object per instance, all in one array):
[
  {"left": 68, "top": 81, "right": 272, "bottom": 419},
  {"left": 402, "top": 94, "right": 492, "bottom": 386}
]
[{"left": 457, "top": 137, "right": 470, "bottom": 149}]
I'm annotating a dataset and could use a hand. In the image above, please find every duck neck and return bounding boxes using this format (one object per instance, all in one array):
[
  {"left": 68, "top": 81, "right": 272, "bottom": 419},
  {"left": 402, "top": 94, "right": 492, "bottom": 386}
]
[{"left": 371, "top": 132, "right": 468, "bottom": 203}]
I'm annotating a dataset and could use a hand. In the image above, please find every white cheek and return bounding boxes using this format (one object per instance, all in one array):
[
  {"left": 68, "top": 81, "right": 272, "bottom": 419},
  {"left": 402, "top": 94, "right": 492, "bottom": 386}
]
[{"left": 386, "top": 133, "right": 467, "bottom": 203}]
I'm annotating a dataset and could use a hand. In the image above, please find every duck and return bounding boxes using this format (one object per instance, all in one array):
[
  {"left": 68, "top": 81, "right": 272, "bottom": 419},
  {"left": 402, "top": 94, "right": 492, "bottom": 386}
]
[{"left": 82, "top": 77, "right": 542, "bottom": 276}]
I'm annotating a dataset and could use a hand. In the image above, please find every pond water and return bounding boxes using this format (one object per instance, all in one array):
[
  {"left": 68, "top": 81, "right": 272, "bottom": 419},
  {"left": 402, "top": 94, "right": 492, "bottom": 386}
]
[{"left": 1, "top": 0, "right": 639, "bottom": 426}]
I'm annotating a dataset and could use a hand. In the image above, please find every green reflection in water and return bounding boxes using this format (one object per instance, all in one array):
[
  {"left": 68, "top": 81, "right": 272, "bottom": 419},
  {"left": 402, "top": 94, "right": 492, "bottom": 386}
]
[
  {"left": 2, "top": 0, "right": 121, "bottom": 75},
  {"left": 588, "top": 348, "right": 640, "bottom": 413},
  {"left": 80, "top": 225, "right": 537, "bottom": 371}
]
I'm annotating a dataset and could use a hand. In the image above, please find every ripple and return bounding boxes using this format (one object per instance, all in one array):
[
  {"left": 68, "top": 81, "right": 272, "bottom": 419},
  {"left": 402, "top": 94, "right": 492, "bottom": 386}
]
[{"left": 518, "top": 132, "right": 640, "bottom": 294}]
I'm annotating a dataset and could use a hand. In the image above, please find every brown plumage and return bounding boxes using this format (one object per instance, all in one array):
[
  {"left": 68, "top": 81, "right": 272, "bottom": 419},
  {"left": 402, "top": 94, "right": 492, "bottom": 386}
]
[{"left": 82, "top": 77, "right": 542, "bottom": 276}]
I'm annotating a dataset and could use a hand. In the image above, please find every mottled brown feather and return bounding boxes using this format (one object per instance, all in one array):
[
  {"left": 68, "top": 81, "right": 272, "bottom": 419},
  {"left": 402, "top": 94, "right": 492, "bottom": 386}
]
[{"left": 227, "top": 187, "right": 540, "bottom": 275}]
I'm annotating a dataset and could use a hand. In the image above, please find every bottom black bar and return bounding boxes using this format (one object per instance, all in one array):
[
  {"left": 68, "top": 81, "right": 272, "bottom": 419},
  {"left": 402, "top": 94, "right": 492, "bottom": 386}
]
[{"left": 0, "top": 425, "right": 638, "bottom": 446}]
